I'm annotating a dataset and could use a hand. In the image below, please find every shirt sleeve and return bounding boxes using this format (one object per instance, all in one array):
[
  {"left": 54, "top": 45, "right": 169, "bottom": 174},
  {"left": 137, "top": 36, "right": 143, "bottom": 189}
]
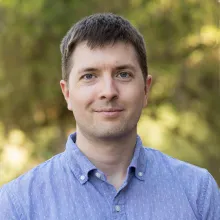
[
  {"left": 200, "top": 171, "right": 220, "bottom": 220},
  {"left": 0, "top": 186, "right": 21, "bottom": 220}
]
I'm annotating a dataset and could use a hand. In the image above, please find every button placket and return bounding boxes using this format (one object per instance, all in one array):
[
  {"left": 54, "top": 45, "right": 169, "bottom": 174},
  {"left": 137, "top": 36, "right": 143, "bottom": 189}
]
[{"left": 112, "top": 192, "right": 125, "bottom": 215}]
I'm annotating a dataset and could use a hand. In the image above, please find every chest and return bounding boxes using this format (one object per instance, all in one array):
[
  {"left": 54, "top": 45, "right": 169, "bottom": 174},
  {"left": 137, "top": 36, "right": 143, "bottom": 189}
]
[{"left": 26, "top": 177, "right": 198, "bottom": 220}]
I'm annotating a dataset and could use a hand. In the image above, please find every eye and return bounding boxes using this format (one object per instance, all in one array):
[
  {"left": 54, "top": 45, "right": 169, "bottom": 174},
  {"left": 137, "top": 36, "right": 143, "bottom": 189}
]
[
  {"left": 82, "top": 73, "right": 96, "bottom": 80},
  {"left": 117, "top": 71, "right": 131, "bottom": 79}
]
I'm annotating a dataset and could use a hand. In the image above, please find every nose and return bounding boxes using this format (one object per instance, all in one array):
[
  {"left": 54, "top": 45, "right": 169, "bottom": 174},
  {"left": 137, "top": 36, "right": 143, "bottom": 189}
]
[{"left": 98, "top": 76, "right": 119, "bottom": 101}]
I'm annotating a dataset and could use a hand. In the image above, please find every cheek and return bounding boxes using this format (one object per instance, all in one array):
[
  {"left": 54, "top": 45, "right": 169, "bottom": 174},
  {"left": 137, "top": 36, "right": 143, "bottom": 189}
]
[
  {"left": 126, "top": 87, "right": 145, "bottom": 104},
  {"left": 69, "top": 88, "right": 95, "bottom": 111}
]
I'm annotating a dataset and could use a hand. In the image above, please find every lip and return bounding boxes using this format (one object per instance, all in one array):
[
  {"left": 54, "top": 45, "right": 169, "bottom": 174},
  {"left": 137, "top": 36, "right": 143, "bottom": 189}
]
[
  {"left": 94, "top": 108, "right": 124, "bottom": 117},
  {"left": 95, "top": 108, "right": 124, "bottom": 112}
]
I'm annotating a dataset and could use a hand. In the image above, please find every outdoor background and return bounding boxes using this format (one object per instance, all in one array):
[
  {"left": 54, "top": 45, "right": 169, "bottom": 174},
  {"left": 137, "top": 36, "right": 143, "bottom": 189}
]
[{"left": 0, "top": 0, "right": 219, "bottom": 187}]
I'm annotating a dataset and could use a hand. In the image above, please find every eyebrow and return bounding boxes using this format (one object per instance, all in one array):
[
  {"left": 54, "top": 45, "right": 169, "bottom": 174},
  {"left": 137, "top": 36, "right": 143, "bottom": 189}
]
[
  {"left": 78, "top": 64, "right": 137, "bottom": 74},
  {"left": 78, "top": 68, "right": 98, "bottom": 74},
  {"left": 114, "top": 64, "right": 136, "bottom": 72}
]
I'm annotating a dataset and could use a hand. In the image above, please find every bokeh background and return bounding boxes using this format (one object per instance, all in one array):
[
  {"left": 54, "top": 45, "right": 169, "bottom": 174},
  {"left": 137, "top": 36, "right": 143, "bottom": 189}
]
[{"left": 0, "top": 0, "right": 219, "bottom": 187}]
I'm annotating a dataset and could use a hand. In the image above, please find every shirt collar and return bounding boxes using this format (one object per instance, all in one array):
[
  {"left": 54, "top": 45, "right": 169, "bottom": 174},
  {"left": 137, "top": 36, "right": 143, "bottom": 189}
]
[
  {"left": 128, "top": 135, "right": 146, "bottom": 181},
  {"left": 65, "top": 133, "right": 96, "bottom": 184},
  {"left": 64, "top": 132, "right": 147, "bottom": 184}
]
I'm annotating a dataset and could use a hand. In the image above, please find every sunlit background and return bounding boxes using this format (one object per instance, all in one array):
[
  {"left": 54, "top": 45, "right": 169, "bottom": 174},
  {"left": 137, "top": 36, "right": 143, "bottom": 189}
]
[{"left": 0, "top": 0, "right": 219, "bottom": 186}]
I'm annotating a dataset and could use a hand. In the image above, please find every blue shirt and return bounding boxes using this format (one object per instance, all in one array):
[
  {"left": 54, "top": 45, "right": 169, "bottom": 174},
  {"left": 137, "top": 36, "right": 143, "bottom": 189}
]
[{"left": 0, "top": 133, "right": 219, "bottom": 220}]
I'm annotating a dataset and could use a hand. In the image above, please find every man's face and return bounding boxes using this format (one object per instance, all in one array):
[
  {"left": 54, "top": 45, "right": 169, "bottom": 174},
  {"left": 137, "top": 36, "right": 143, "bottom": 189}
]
[{"left": 60, "top": 41, "right": 152, "bottom": 140}]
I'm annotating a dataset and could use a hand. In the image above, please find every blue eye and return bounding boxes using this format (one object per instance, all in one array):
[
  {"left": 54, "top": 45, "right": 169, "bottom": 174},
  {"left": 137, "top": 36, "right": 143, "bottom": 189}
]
[
  {"left": 118, "top": 72, "right": 130, "bottom": 78},
  {"left": 83, "top": 73, "right": 95, "bottom": 80}
]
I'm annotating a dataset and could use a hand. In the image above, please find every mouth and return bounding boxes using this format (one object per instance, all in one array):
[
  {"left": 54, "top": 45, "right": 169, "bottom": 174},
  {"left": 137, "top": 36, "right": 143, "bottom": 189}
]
[
  {"left": 94, "top": 108, "right": 124, "bottom": 117},
  {"left": 95, "top": 108, "right": 124, "bottom": 112}
]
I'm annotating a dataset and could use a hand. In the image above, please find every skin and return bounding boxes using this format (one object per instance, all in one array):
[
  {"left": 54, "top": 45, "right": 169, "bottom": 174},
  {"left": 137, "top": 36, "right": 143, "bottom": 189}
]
[{"left": 60, "top": 41, "right": 152, "bottom": 190}]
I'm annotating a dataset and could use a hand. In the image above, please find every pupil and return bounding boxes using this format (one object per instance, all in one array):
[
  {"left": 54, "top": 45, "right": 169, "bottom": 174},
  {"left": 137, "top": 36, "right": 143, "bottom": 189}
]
[
  {"left": 121, "top": 72, "right": 127, "bottom": 77},
  {"left": 86, "top": 74, "right": 92, "bottom": 79}
]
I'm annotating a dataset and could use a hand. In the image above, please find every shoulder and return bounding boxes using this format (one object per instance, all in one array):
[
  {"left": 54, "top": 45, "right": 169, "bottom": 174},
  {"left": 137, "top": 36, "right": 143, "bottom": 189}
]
[
  {"left": 0, "top": 152, "right": 64, "bottom": 200},
  {"left": 144, "top": 147, "right": 208, "bottom": 180},
  {"left": 0, "top": 152, "right": 65, "bottom": 219},
  {"left": 143, "top": 147, "right": 220, "bottom": 219},
  {"left": 4, "top": 152, "right": 63, "bottom": 185}
]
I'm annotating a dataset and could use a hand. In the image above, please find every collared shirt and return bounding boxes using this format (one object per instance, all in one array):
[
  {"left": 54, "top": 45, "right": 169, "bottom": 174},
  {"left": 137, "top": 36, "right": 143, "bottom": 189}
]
[{"left": 0, "top": 133, "right": 219, "bottom": 220}]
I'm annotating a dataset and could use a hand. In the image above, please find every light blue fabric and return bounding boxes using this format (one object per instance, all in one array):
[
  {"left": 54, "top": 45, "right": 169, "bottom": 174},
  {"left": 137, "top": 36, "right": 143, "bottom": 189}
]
[{"left": 0, "top": 132, "right": 219, "bottom": 220}]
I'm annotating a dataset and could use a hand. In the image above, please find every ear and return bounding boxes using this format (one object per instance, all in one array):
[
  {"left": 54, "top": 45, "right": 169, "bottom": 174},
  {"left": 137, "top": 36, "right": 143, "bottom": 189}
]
[
  {"left": 143, "top": 75, "right": 152, "bottom": 108},
  {"left": 60, "top": 80, "right": 72, "bottom": 110}
]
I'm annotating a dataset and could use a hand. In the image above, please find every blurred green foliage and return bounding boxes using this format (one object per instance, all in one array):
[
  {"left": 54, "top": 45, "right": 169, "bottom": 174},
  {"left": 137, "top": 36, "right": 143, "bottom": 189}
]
[{"left": 0, "top": 0, "right": 219, "bottom": 186}]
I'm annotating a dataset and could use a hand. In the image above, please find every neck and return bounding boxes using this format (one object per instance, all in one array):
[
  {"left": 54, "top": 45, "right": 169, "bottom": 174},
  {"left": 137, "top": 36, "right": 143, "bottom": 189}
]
[{"left": 75, "top": 129, "right": 137, "bottom": 190}]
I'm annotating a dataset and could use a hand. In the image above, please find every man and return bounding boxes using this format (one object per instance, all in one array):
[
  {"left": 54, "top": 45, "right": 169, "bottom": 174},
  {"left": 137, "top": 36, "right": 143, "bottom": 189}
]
[{"left": 0, "top": 13, "right": 219, "bottom": 220}]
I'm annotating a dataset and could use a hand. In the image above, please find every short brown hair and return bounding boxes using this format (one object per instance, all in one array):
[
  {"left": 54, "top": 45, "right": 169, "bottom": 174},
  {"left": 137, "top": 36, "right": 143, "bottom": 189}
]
[{"left": 60, "top": 13, "right": 148, "bottom": 82}]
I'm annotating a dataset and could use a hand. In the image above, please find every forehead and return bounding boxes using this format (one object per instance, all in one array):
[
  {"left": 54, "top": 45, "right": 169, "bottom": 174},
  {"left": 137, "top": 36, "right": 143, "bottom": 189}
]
[{"left": 69, "top": 41, "right": 140, "bottom": 71}]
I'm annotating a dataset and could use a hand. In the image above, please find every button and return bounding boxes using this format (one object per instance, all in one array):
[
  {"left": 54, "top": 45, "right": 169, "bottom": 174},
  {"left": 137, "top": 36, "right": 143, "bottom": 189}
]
[
  {"left": 95, "top": 172, "right": 101, "bottom": 178},
  {"left": 115, "top": 205, "right": 120, "bottom": 212},
  {"left": 138, "top": 172, "right": 143, "bottom": 177},
  {"left": 80, "top": 175, "right": 85, "bottom": 180}
]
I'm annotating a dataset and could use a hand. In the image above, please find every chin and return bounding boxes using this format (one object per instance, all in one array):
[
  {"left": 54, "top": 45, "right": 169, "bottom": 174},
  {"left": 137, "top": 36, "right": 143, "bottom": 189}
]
[{"left": 94, "top": 127, "right": 133, "bottom": 140}]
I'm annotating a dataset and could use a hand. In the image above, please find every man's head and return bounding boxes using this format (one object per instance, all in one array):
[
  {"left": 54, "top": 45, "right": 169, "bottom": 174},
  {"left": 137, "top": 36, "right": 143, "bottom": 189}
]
[
  {"left": 60, "top": 13, "right": 148, "bottom": 83},
  {"left": 60, "top": 13, "right": 152, "bottom": 140}
]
